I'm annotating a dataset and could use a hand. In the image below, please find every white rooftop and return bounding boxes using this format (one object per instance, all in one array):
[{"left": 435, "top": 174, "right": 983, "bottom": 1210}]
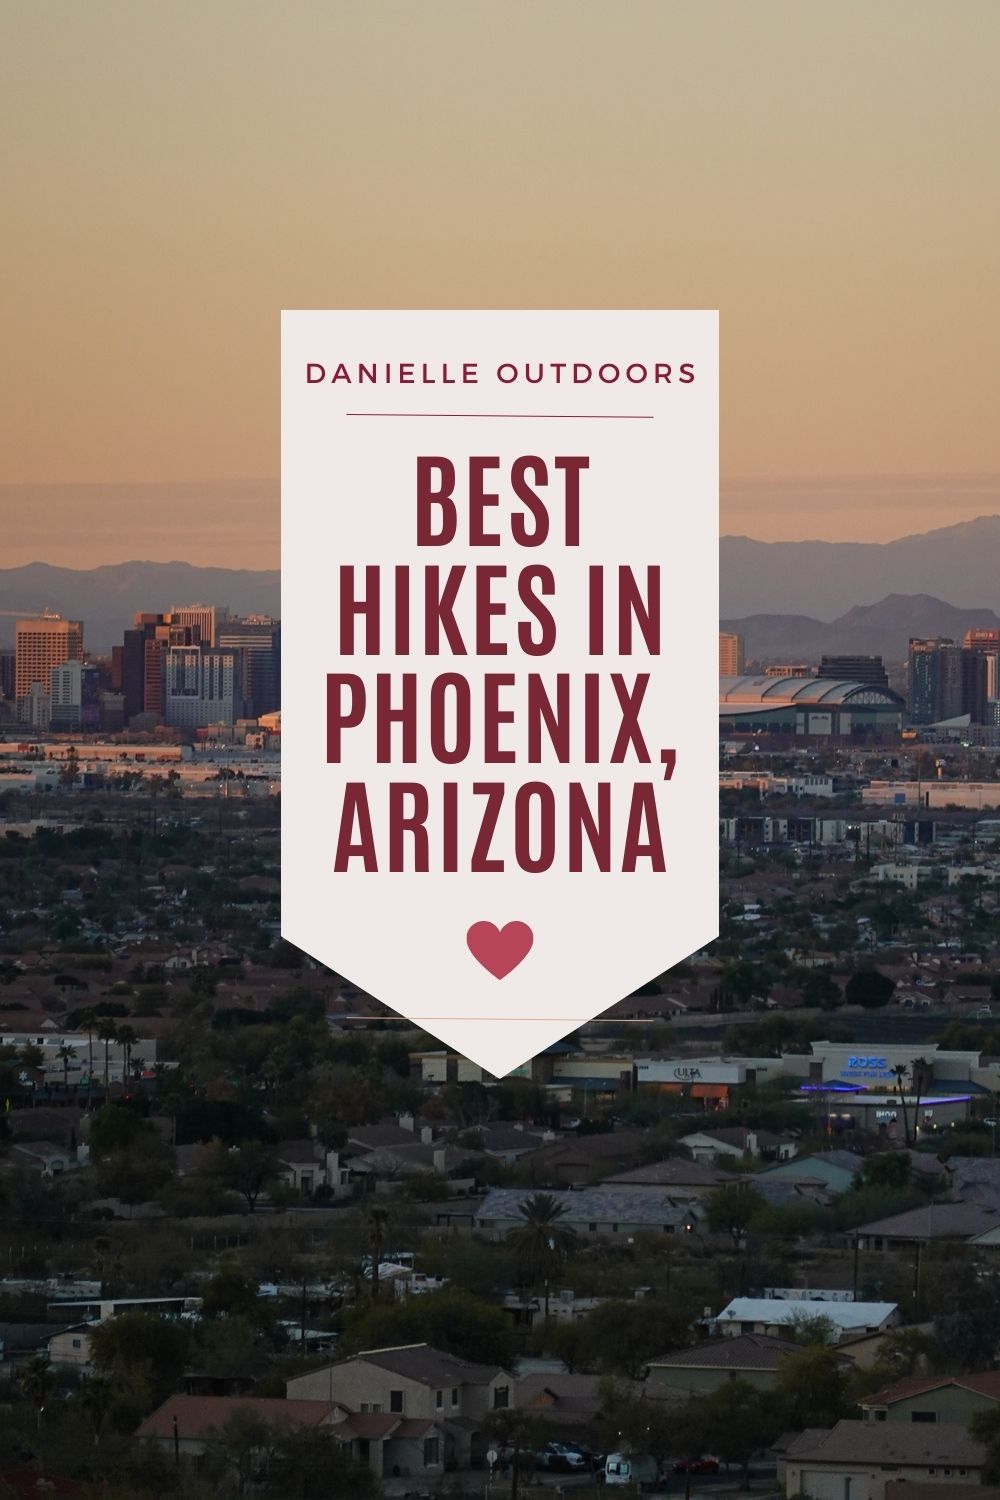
[{"left": 715, "top": 1297, "right": 896, "bottom": 1331}]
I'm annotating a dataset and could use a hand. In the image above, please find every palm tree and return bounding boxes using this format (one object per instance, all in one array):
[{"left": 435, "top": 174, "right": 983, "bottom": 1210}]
[
  {"left": 77, "top": 1007, "right": 97, "bottom": 1110},
  {"left": 57, "top": 1042, "right": 77, "bottom": 1092},
  {"left": 892, "top": 1063, "right": 912, "bottom": 1146},
  {"left": 116, "top": 1025, "right": 138, "bottom": 1091},
  {"left": 366, "top": 1203, "right": 390, "bottom": 1302},
  {"left": 508, "top": 1193, "right": 578, "bottom": 1323},
  {"left": 910, "top": 1057, "right": 933, "bottom": 1142},
  {"left": 96, "top": 1019, "right": 120, "bottom": 1103},
  {"left": 74, "top": 1374, "right": 114, "bottom": 1446}
]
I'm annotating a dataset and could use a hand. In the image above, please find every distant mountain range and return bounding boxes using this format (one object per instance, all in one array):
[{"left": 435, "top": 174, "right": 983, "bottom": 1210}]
[
  {"left": 3, "top": 513, "right": 1000, "bottom": 661},
  {"left": 722, "top": 514, "right": 1000, "bottom": 620},
  {"left": 723, "top": 593, "right": 1000, "bottom": 666},
  {"left": 0, "top": 561, "right": 279, "bottom": 650}
]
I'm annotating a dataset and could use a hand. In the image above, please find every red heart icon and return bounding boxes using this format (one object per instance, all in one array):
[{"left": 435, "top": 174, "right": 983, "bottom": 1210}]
[{"left": 466, "top": 921, "right": 533, "bottom": 979}]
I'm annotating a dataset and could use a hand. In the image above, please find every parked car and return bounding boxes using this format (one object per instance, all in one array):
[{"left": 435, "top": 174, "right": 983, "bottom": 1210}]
[
  {"left": 606, "top": 1452, "right": 659, "bottom": 1488},
  {"left": 538, "top": 1442, "right": 595, "bottom": 1472},
  {"left": 673, "top": 1456, "right": 720, "bottom": 1475}
]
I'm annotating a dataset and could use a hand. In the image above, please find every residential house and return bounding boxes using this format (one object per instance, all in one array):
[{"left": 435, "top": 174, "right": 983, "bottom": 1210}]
[
  {"left": 510, "top": 1129, "right": 650, "bottom": 1188},
  {"left": 0, "top": 1324, "right": 78, "bottom": 1374},
  {"left": 860, "top": 1372, "right": 1000, "bottom": 1425},
  {"left": 286, "top": 1342, "right": 513, "bottom": 1471},
  {"left": 647, "top": 1333, "right": 827, "bottom": 1396},
  {"left": 759, "top": 1150, "right": 865, "bottom": 1196},
  {"left": 714, "top": 1298, "right": 899, "bottom": 1343},
  {"left": 854, "top": 1201, "right": 1000, "bottom": 1251},
  {"left": 602, "top": 1159, "right": 739, "bottom": 1195},
  {"left": 782, "top": 1420, "right": 986, "bottom": 1498},
  {"left": 475, "top": 1187, "right": 701, "bottom": 1239},
  {"left": 46, "top": 1325, "right": 94, "bottom": 1374},
  {"left": 136, "top": 1395, "right": 336, "bottom": 1459},
  {"left": 515, "top": 1372, "right": 649, "bottom": 1439},
  {"left": 470, "top": 1123, "right": 550, "bottom": 1165},
  {"left": 274, "top": 1141, "right": 351, "bottom": 1199},
  {"left": 679, "top": 1127, "right": 798, "bottom": 1164}
]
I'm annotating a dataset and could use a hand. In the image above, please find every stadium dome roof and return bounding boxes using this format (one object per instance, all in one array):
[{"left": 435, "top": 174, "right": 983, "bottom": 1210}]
[{"left": 719, "top": 676, "right": 904, "bottom": 709}]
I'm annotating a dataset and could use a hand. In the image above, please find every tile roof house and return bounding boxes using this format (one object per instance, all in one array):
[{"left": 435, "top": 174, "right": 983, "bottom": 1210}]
[
  {"left": 860, "top": 1372, "right": 1000, "bottom": 1425},
  {"left": 137, "top": 1395, "right": 335, "bottom": 1451},
  {"left": 286, "top": 1343, "right": 513, "bottom": 1472},
  {"left": 647, "top": 1333, "right": 836, "bottom": 1395},
  {"left": 854, "top": 1201, "right": 1000, "bottom": 1249},
  {"left": 475, "top": 1187, "right": 701, "bottom": 1238},
  {"left": 510, "top": 1129, "right": 650, "bottom": 1187},
  {"left": 603, "top": 1159, "right": 739, "bottom": 1192},
  {"left": 679, "top": 1127, "right": 798, "bottom": 1164},
  {"left": 515, "top": 1372, "right": 650, "bottom": 1435},
  {"left": 782, "top": 1419, "right": 986, "bottom": 1499},
  {"left": 137, "top": 1391, "right": 447, "bottom": 1481}
]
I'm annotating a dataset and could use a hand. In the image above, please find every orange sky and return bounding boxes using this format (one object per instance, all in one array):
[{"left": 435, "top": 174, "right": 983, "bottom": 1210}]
[{"left": 2, "top": 0, "right": 998, "bottom": 566}]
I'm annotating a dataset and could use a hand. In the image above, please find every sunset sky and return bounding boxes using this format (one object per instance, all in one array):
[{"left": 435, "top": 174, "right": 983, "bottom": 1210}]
[{"left": 2, "top": 0, "right": 998, "bottom": 567}]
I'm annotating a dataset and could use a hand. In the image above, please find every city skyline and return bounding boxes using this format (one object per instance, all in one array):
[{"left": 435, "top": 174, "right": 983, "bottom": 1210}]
[{"left": 3, "top": 1, "right": 999, "bottom": 566}]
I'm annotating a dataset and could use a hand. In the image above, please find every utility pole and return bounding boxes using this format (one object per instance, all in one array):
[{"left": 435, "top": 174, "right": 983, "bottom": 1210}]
[{"left": 852, "top": 1234, "right": 860, "bottom": 1300}]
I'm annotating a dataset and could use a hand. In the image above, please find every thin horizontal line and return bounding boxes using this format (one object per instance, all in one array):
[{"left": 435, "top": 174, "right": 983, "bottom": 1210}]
[
  {"left": 400, "top": 1016, "right": 652, "bottom": 1022},
  {"left": 344, "top": 412, "right": 654, "bottom": 420}
]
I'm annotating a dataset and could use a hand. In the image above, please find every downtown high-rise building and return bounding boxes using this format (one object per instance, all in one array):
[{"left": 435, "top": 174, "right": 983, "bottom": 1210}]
[
  {"left": 908, "top": 637, "right": 988, "bottom": 724},
  {"left": 163, "top": 645, "right": 243, "bottom": 728},
  {"left": 217, "top": 617, "right": 280, "bottom": 718},
  {"left": 170, "top": 604, "right": 227, "bottom": 648},
  {"left": 15, "top": 616, "right": 83, "bottom": 703},
  {"left": 120, "top": 614, "right": 202, "bottom": 723},
  {"left": 49, "top": 660, "right": 101, "bottom": 731},
  {"left": 818, "top": 655, "right": 889, "bottom": 689},
  {"left": 719, "top": 631, "right": 745, "bottom": 676}
]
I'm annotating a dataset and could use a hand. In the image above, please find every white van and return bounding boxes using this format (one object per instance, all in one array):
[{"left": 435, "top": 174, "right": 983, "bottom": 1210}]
[{"left": 605, "top": 1452, "right": 659, "bottom": 1488}]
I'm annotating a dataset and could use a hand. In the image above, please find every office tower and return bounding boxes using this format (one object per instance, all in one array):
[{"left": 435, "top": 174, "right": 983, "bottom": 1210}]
[
  {"left": 119, "top": 615, "right": 202, "bottom": 723},
  {"left": 0, "top": 650, "right": 14, "bottom": 701},
  {"left": 217, "top": 617, "right": 280, "bottom": 718},
  {"left": 818, "top": 655, "right": 889, "bottom": 689},
  {"left": 908, "top": 638, "right": 964, "bottom": 724},
  {"left": 170, "top": 604, "right": 227, "bottom": 648},
  {"left": 719, "top": 631, "right": 745, "bottom": 676},
  {"left": 110, "top": 644, "right": 124, "bottom": 692},
  {"left": 49, "top": 661, "right": 101, "bottom": 731},
  {"left": 961, "top": 649, "right": 989, "bottom": 725},
  {"left": 963, "top": 629, "right": 1000, "bottom": 653},
  {"left": 15, "top": 616, "right": 83, "bottom": 702},
  {"left": 164, "top": 645, "right": 243, "bottom": 728},
  {"left": 764, "top": 663, "right": 813, "bottom": 679},
  {"left": 962, "top": 630, "right": 1000, "bottom": 720}
]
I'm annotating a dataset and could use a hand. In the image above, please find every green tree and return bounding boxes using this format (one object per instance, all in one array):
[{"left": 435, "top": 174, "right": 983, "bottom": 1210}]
[
  {"left": 845, "top": 968, "right": 895, "bottom": 1009},
  {"left": 685, "top": 1379, "right": 780, "bottom": 1489},
  {"left": 219, "top": 1141, "right": 283, "bottom": 1213},
  {"left": 89, "top": 1310, "right": 191, "bottom": 1408},
  {"left": 775, "top": 1343, "right": 851, "bottom": 1429},
  {"left": 705, "top": 1181, "right": 767, "bottom": 1250},
  {"left": 482, "top": 1408, "right": 550, "bottom": 1500},
  {"left": 855, "top": 1152, "right": 912, "bottom": 1191},
  {"left": 800, "top": 971, "right": 842, "bottom": 1009},
  {"left": 969, "top": 1407, "right": 1000, "bottom": 1484}
]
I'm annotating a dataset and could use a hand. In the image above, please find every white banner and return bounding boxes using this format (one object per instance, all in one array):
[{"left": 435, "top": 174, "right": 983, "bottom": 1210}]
[{"left": 281, "top": 310, "right": 718, "bottom": 1075}]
